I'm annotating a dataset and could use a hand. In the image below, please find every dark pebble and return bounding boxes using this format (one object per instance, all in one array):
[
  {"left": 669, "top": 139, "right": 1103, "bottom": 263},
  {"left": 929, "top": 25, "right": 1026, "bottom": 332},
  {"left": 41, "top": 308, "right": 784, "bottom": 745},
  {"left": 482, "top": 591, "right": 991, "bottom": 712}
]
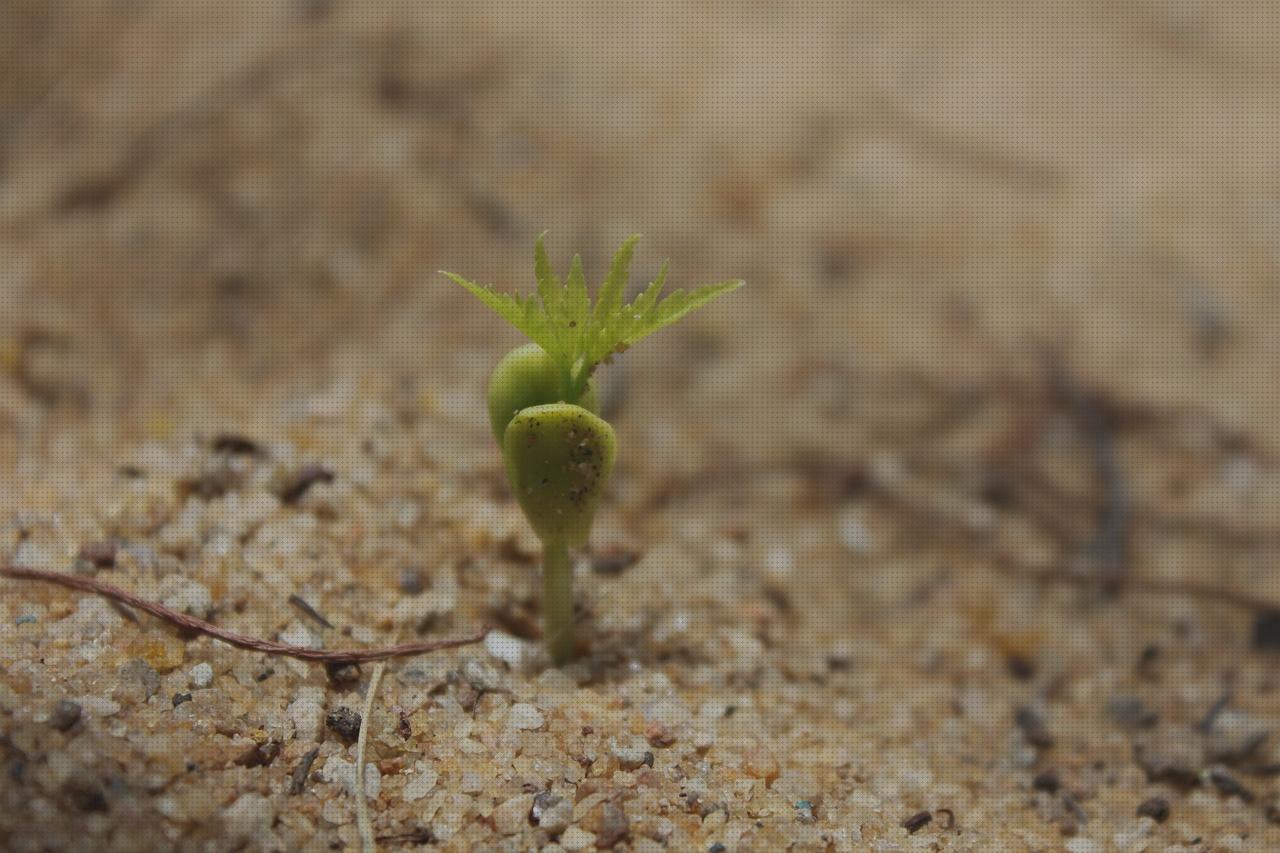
[
  {"left": 48, "top": 700, "right": 82, "bottom": 732},
  {"left": 326, "top": 706, "right": 362, "bottom": 741},
  {"left": 1136, "top": 796, "right": 1170, "bottom": 823},
  {"left": 901, "top": 810, "right": 932, "bottom": 834},
  {"left": 591, "top": 547, "right": 640, "bottom": 575},
  {"left": 709, "top": 845, "right": 727, "bottom": 853},
  {"left": 288, "top": 748, "right": 320, "bottom": 796},
  {"left": 279, "top": 465, "right": 334, "bottom": 504},
  {"left": 1015, "top": 707, "right": 1054, "bottom": 749},
  {"left": 1207, "top": 766, "right": 1255, "bottom": 803},
  {"left": 398, "top": 567, "right": 426, "bottom": 595},
  {"left": 77, "top": 540, "right": 120, "bottom": 569},
  {"left": 1006, "top": 654, "right": 1036, "bottom": 681},
  {"left": 1106, "top": 696, "right": 1159, "bottom": 730},
  {"left": 212, "top": 434, "right": 261, "bottom": 455},
  {"left": 1135, "top": 750, "right": 1199, "bottom": 788},
  {"left": 1253, "top": 610, "right": 1280, "bottom": 650},
  {"left": 64, "top": 779, "right": 107, "bottom": 812},
  {"left": 172, "top": 693, "right": 193, "bottom": 708},
  {"left": 235, "top": 741, "right": 281, "bottom": 768},
  {"left": 326, "top": 662, "right": 361, "bottom": 686},
  {"left": 1032, "top": 768, "right": 1061, "bottom": 794},
  {"left": 531, "top": 791, "right": 564, "bottom": 823}
]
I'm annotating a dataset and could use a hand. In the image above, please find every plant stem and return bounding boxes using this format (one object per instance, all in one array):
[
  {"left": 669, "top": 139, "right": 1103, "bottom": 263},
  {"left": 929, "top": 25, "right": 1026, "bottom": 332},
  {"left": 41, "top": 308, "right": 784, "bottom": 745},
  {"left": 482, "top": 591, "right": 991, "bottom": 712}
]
[{"left": 543, "top": 538, "right": 574, "bottom": 665}]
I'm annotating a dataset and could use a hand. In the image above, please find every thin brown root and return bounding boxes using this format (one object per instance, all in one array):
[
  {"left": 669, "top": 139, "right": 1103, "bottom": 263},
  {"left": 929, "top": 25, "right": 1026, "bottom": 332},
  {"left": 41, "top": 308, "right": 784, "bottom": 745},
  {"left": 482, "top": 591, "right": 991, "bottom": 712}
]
[{"left": 1, "top": 565, "right": 489, "bottom": 663}]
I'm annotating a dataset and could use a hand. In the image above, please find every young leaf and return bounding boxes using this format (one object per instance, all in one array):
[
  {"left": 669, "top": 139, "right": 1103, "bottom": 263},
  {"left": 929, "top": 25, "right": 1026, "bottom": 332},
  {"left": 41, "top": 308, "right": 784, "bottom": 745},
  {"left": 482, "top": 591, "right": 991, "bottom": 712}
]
[{"left": 442, "top": 235, "right": 742, "bottom": 398}]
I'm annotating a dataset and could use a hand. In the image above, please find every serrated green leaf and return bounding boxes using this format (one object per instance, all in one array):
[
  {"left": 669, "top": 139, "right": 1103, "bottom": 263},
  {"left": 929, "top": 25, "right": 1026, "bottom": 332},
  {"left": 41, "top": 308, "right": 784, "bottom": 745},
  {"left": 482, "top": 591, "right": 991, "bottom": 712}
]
[
  {"left": 594, "top": 235, "right": 639, "bottom": 324},
  {"left": 533, "top": 234, "right": 562, "bottom": 316},
  {"left": 564, "top": 254, "right": 590, "bottom": 348},
  {"left": 443, "top": 236, "right": 741, "bottom": 401}
]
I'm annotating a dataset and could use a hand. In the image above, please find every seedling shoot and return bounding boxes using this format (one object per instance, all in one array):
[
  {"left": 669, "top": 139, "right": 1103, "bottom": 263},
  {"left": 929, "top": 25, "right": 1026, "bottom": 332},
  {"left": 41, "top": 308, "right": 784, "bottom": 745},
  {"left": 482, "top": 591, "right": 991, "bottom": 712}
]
[{"left": 444, "top": 236, "right": 741, "bottom": 663}]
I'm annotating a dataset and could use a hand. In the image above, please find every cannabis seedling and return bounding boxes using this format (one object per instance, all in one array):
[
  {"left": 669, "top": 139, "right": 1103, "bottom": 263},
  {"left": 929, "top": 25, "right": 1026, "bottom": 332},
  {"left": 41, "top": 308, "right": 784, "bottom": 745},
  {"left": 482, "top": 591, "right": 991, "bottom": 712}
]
[{"left": 444, "top": 236, "right": 741, "bottom": 663}]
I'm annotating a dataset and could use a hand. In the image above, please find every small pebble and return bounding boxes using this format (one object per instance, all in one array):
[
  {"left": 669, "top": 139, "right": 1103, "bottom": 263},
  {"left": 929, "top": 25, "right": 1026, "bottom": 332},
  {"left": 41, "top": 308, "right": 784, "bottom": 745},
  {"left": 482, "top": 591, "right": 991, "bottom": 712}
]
[
  {"left": 493, "top": 793, "right": 535, "bottom": 835},
  {"left": 485, "top": 630, "right": 530, "bottom": 669},
  {"left": 325, "top": 662, "right": 361, "bottom": 686},
  {"left": 507, "top": 703, "right": 545, "bottom": 731},
  {"left": 1136, "top": 741, "right": 1200, "bottom": 787},
  {"left": 901, "top": 811, "right": 931, "bottom": 834},
  {"left": 280, "top": 621, "right": 320, "bottom": 649},
  {"left": 645, "top": 723, "right": 676, "bottom": 748},
  {"left": 288, "top": 696, "right": 325, "bottom": 742},
  {"left": 48, "top": 700, "right": 82, "bottom": 732},
  {"left": 1015, "top": 707, "right": 1054, "bottom": 749},
  {"left": 172, "top": 693, "right": 193, "bottom": 708},
  {"left": 1136, "top": 797, "right": 1170, "bottom": 822},
  {"left": 222, "top": 793, "right": 275, "bottom": 844},
  {"left": 319, "top": 756, "right": 380, "bottom": 798},
  {"left": 398, "top": 567, "right": 426, "bottom": 595},
  {"left": 837, "top": 510, "right": 876, "bottom": 554},
  {"left": 1032, "top": 768, "right": 1061, "bottom": 793},
  {"left": 1253, "top": 611, "right": 1280, "bottom": 650},
  {"left": 1106, "top": 696, "right": 1159, "bottom": 730},
  {"left": 325, "top": 706, "right": 361, "bottom": 741},
  {"left": 610, "top": 739, "right": 653, "bottom": 770},
  {"left": 116, "top": 658, "right": 161, "bottom": 702},
  {"left": 189, "top": 662, "right": 214, "bottom": 688},
  {"left": 533, "top": 792, "right": 572, "bottom": 835},
  {"left": 403, "top": 765, "right": 438, "bottom": 801},
  {"left": 1207, "top": 766, "right": 1254, "bottom": 802},
  {"left": 597, "top": 802, "right": 630, "bottom": 847},
  {"left": 559, "top": 825, "right": 596, "bottom": 851}
]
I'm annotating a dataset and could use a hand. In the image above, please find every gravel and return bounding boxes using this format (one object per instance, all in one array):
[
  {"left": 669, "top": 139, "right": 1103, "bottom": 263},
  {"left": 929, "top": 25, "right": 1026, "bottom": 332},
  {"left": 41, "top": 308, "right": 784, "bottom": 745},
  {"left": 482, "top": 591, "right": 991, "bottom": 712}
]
[
  {"left": 188, "top": 662, "right": 214, "bottom": 688},
  {"left": 3, "top": 4, "right": 1280, "bottom": 852},
  {"left": 506, "top": 702, "right": 545, "bottom": 731}
]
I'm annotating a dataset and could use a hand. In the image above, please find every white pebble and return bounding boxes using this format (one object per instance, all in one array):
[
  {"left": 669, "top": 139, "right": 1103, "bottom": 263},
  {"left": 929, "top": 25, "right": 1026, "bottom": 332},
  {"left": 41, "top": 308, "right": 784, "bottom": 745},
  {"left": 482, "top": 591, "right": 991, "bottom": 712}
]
[
  {"left": 279, "top": 621, "right": 320, "bottom": 649},
  {"left": 287, "top": 697, "right": 325, "bottom": 742},
  {"left": 559, "top": 826, "right": 596, "bottom": 851},
  {"left": 493, "top": 793, "right": 535, "bottom": 835},
  {"left": 75, "top": 696, "right": 121, "bottom": 717},
  {"left": 485, "top": 630, "right": 531, "bottom": 668},
  {"left": 403, "top": 764, "right": 438, "bottom": 801},
  {"left": 222, "top": 793, "right": 274, "bottom": 843},
  {"left": 189, "top": 663, "right": 214, "bottom": 689},
  {"left": 160, "top": 578, "right": 213, "bottom": 617},
  {"left": 837, "top": 509, "right": 877, "bottom": 554},
  {"left": 507, "top": 703, "right": 545, "bottom": 731},
  {"left": 320, "top": 756, "right": 380, "bottom": 798}
]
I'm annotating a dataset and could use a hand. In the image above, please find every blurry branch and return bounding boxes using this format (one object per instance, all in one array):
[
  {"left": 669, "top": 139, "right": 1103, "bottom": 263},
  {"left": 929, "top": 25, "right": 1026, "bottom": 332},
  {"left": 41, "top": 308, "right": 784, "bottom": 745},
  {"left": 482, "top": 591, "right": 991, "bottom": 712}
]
[{"left": 635, "top": 364, "right": 1280, "bottom": 615}]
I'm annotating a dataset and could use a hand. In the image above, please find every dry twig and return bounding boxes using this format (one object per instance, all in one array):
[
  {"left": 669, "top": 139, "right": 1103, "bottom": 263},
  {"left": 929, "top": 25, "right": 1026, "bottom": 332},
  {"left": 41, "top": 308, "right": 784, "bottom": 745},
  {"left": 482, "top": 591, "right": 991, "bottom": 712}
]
[{"left": 1, "top": 565, "right": 489, "bottom": 662}]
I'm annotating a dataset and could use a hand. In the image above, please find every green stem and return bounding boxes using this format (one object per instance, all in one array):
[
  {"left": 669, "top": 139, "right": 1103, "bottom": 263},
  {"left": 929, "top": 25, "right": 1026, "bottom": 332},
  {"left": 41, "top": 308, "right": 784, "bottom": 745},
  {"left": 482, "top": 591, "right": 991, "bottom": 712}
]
[{"left": 543, "top": 538, "right": 574, "bottom": 665}]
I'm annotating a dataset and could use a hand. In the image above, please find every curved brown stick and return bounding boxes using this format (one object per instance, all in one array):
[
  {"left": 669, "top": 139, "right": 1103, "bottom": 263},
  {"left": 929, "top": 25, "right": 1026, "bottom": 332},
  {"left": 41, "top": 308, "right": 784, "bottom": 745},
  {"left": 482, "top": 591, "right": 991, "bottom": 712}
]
[{"left": 1, "top": 565, "right": 489, "bottom": 663}]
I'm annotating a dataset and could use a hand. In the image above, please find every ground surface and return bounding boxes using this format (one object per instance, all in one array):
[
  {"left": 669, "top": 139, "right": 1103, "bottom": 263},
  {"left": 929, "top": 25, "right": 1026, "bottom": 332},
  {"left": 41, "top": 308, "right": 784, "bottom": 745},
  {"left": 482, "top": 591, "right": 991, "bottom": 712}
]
[{"left": 2, "top": 1, "right": 1280, "bottom": 851}]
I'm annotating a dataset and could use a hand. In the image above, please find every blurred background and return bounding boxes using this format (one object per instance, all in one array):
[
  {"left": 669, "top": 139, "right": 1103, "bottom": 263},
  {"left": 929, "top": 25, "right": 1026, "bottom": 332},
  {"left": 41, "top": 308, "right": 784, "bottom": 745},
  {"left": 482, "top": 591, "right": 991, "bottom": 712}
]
[{"left": 3, "top": 1, "right": 1280, "bottom": 849}]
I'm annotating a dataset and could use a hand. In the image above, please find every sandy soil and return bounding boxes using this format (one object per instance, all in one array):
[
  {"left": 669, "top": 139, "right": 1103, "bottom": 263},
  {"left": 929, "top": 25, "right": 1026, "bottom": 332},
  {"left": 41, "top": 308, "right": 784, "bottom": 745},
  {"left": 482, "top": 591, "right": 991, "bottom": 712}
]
[{"left": 2, "top": 1, "right": 1280, "bottom": 851}]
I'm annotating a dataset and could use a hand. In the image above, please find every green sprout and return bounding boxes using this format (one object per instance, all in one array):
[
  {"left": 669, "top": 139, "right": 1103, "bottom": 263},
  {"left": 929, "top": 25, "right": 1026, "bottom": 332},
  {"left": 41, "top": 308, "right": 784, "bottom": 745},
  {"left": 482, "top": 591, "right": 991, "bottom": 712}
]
[{"left": 444, "top": 235, "right": 741, "bottom": 664}]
